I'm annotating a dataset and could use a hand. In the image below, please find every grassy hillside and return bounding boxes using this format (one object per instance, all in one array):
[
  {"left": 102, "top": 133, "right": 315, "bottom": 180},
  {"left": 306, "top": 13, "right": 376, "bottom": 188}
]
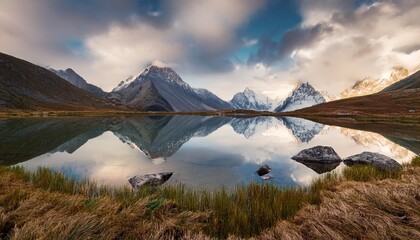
[{"left": 0, "top": 52, "right": 119, "bottom": 111}]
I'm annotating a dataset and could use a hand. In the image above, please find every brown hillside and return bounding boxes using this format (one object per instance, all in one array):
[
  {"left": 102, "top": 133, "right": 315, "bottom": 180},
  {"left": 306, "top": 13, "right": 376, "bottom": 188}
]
[
  {"left": 0, "top": 52, "right": 118, "bottom": 111},
  {"left": 291, "top": 89, "right": 420, "bottom": 118}
]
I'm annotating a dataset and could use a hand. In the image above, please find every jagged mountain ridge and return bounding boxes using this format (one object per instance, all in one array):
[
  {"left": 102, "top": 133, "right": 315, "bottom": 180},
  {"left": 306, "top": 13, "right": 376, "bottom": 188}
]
[
  {"left": 341, "top": 67, "right": 409, "bottom": 99},
  {"left": 110, "top": 65, "right": 232, "bottom": 111},
  {"left": 381, "top": 69, "right": 420, "bottom": 93},
  {"left": 49, "top": 68, "right": 106, "bottom": 97},
  {"left": 275, "top": 82, "right": 325, "bottom": 112},
  {"left": 230, "top": 88, "right": 272, "bottom": 111}
]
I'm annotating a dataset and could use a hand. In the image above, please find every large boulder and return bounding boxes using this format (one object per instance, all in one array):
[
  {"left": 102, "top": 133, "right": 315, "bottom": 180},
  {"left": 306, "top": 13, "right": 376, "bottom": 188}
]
[
  {"left": 129, "top": 172, "right": 173, "bottom": 188},
  {"left": 344, "top": 152, "right": 402, "bottom": 171},
  {"left": 292, "top": 146, "right": 342, "bottom": 163}
]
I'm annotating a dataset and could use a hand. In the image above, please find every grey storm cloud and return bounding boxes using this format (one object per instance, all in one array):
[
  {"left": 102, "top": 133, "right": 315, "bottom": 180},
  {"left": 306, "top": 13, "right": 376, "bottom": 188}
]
[{"left": 248, "top": 23, "right": 333, "bottom": 66}]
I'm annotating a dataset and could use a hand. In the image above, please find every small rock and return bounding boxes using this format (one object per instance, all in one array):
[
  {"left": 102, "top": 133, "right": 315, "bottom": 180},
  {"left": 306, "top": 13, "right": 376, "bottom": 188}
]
[
  {"left": 344, "top": 152, "right": 402, "bottom": 171},
  {"left": 256, "top": 164, "right": 272, "bottom": 176},
  {"left": 292, "top": 146, "right": 342, "bottom": 163},
  {"left": 129, "top": 172, "right": 173, "bottom": 188}
]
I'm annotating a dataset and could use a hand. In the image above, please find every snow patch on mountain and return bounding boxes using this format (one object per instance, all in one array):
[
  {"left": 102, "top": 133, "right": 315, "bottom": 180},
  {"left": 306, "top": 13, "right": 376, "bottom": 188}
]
[
  {"left": 230, "top": 88, "right": 273, "bottom": 111},
  {"left": 111, "top": 64, "right": 230, "bottom": 111},
  {"left": 341, "top": 67, "right": 409, "bottom": 99},
  {"left": 274, "top": 83, "right": 325, "bottom": 112}
]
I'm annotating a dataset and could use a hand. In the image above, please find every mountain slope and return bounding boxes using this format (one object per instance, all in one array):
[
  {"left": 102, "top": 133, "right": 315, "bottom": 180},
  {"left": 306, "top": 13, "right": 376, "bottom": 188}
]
[
  {"left": 381, "top": 70, "right": 420, "bottom": 93},
  {"left": 49, "top": 68, "right": 106, "bottom": 97},
  {"left": 230, "top": 88, "right": 271, "bottom": 111},
  {"left": 275, "top": 83, "right": 325, "bottom": 112},
  {"left": 291, "top": 71, "right": 420, "bottom": 118},
  {"left": 111, "top": 65, "right": 231, "bottom": 112},
  {"left": 341, "top": 67, "right": 409, "bottom": 98},
  {"left": 0, "top": 52, "right": 116, "bottom": 111},
  {"left": 194, "top": 88, "right": 232, "bottom": 109}
]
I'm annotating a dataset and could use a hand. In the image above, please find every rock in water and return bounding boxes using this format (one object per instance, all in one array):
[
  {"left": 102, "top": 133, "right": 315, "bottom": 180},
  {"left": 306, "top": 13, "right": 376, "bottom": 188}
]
[
  {"left": 129, "top": 172, "right": 173, "bottom": 188},
  {"left": 344, "top": 152, "right": 402, "bottom": 171},
  {"left": 256, "top": 164, "right": 272, "bottom": 176},
  {"left": 292, "top": 146, "right": 342, "bottom": 163}
]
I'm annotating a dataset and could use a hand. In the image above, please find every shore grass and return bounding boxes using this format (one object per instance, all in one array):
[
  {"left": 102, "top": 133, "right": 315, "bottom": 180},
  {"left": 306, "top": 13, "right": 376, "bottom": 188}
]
[{"left": 0, "top": 157, "right": 419, "bottom": 239}]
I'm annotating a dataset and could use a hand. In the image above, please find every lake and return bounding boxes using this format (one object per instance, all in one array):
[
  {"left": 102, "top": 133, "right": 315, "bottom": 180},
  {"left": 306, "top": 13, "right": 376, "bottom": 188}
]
[{"left": 0, "top": 116, "right": 418, "bottom": 189}]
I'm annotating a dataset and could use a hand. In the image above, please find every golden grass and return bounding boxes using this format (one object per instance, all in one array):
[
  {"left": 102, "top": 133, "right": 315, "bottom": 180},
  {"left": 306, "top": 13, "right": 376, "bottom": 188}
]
[{"left": 0, "top": 158, "right": 419, "bottom": 239}]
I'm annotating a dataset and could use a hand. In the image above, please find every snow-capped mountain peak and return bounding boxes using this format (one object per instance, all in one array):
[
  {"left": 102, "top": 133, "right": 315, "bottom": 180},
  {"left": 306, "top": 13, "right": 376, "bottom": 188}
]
[
  {"left": 274, "top": 82, "right": 325, "bottom": 112},
  {"left": 110, "top": 64, "right": 231, "bottom": 111},
  {"left": 230, "top": 88, "right": 271, "bottom": 111}
]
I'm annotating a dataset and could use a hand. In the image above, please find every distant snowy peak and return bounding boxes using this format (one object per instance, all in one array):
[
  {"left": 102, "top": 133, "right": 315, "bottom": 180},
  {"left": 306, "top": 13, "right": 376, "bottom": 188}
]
[
  {"left": 274, "top": 82, "right": 325, "bottom": 112},
  {"left": 340, "top": 67, "right": 409, "bottom": 99},
  {"left": 230, "top": 88, "right": 271, "bottom": 111}
]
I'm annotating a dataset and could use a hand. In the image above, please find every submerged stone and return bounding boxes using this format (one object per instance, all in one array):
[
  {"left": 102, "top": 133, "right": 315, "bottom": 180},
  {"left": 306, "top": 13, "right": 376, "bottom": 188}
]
[
  {"left": 344, "top": 152, "right": 402, "bottom": 171},
  {"left": 129, "top": 172, "right": 173, "bottom": 188},
  {"left": 292, "top": 146, "right": 342, "bottom": 163},
  {"left": 256, "top": 164, "right": 272, "bottom": 176}
]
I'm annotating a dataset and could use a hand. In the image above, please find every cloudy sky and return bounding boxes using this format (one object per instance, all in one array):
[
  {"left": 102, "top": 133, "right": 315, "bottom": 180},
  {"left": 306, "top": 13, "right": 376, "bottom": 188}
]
[{"left": 1, "top": 0, "right": 420, "bottom": 99}]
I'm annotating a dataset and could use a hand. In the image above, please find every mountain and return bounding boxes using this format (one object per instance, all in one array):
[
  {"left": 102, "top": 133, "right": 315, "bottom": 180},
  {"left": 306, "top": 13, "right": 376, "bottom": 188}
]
[
  {"left": 49, "top": 68, "right": 106, "bottom": 97},
  {"left": 341, "top": 67, "right": 409, "bottom": 99},
  {"left": 274, "top": 83, "right": 325, "bottom": 112},
  {"left": 110, "top": 65, "right": 231, "bottom": 112},
  {"left": 193, "top": 88, "right": 232, "bottom": 109},
  {"left": 230, "top": 88, "right": 272, "bottom": 111},
  {"left": 380, "top": 69, "right": 420, "bottom": 93},
  {"left": 0, "top": 52, "right": 116, "bottom": 111},
  {"left": 290, "top": 70, "right": 420, "bottom": 118}
]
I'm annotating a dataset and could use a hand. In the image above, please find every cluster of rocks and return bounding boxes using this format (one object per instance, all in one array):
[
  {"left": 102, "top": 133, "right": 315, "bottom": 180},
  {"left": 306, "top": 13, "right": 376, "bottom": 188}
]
[{"left": 291, "top": 145, "right": 402, "bottom": 173}]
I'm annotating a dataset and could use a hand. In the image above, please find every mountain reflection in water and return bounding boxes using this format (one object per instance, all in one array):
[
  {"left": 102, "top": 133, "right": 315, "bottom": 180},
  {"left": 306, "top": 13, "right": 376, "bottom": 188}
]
[{"left": 0, "top": 116, "right": 417, "bottom": 189}]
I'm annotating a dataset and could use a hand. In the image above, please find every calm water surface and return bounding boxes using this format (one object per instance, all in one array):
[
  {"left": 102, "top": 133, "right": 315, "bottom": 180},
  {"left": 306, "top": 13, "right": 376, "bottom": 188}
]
[{"left": 0, "top": 116, "right": 417, "bottom": 189}]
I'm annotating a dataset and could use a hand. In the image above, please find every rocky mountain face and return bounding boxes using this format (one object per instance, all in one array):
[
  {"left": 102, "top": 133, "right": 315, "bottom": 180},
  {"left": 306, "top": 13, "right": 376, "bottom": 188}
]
[
  {"left": 110, "top": 65, "right": 231, "bottom": 111},
  {"left": 0, "top": 52, "right": 116, "bottom": 111},
  {"left": 341, "top": 67, "right": 409, "bottom": 98},
  {"left": 274, "top": 83, "right": 325, "bottom": 112},
  {"left": 381, "top": 69, "right": 420, "bottom": 93},
  {"left": 230, "top": 88, "right": 272, "bottom": 111},
  {"left": 49, "top": 68, "right": 106, "bottom": 97}
]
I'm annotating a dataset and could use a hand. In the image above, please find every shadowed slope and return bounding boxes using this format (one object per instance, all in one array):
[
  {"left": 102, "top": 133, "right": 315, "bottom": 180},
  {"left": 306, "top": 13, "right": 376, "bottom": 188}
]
[{"left": 0, "top": 52, "right": 117, "bottom": 111}]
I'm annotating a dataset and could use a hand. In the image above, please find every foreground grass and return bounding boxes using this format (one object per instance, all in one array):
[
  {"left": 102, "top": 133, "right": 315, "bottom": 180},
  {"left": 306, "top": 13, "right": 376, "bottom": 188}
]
[{"left": 0, "top": 157, "right": 419, "bottom": 239}]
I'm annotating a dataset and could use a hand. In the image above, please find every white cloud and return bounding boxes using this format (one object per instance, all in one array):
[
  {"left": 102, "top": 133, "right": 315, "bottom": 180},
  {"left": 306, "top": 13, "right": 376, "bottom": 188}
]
[{"left": 283, "top": 0, "right": 420, "bottom": 94}]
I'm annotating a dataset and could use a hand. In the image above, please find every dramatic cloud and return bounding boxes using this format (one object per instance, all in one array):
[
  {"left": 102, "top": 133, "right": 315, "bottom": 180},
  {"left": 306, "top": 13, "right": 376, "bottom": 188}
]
[
  {"left": 248, "top": 23, "right": 333, "bottom": 65},
  {"left": 0, "top": 0, "right": 268, "bottom": 92},
  {"left": 249, "top": 0, "right": 420, "bottom": 95},
  {"left": 0, "top": 0, "right": 419, "bottom": 98}
]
